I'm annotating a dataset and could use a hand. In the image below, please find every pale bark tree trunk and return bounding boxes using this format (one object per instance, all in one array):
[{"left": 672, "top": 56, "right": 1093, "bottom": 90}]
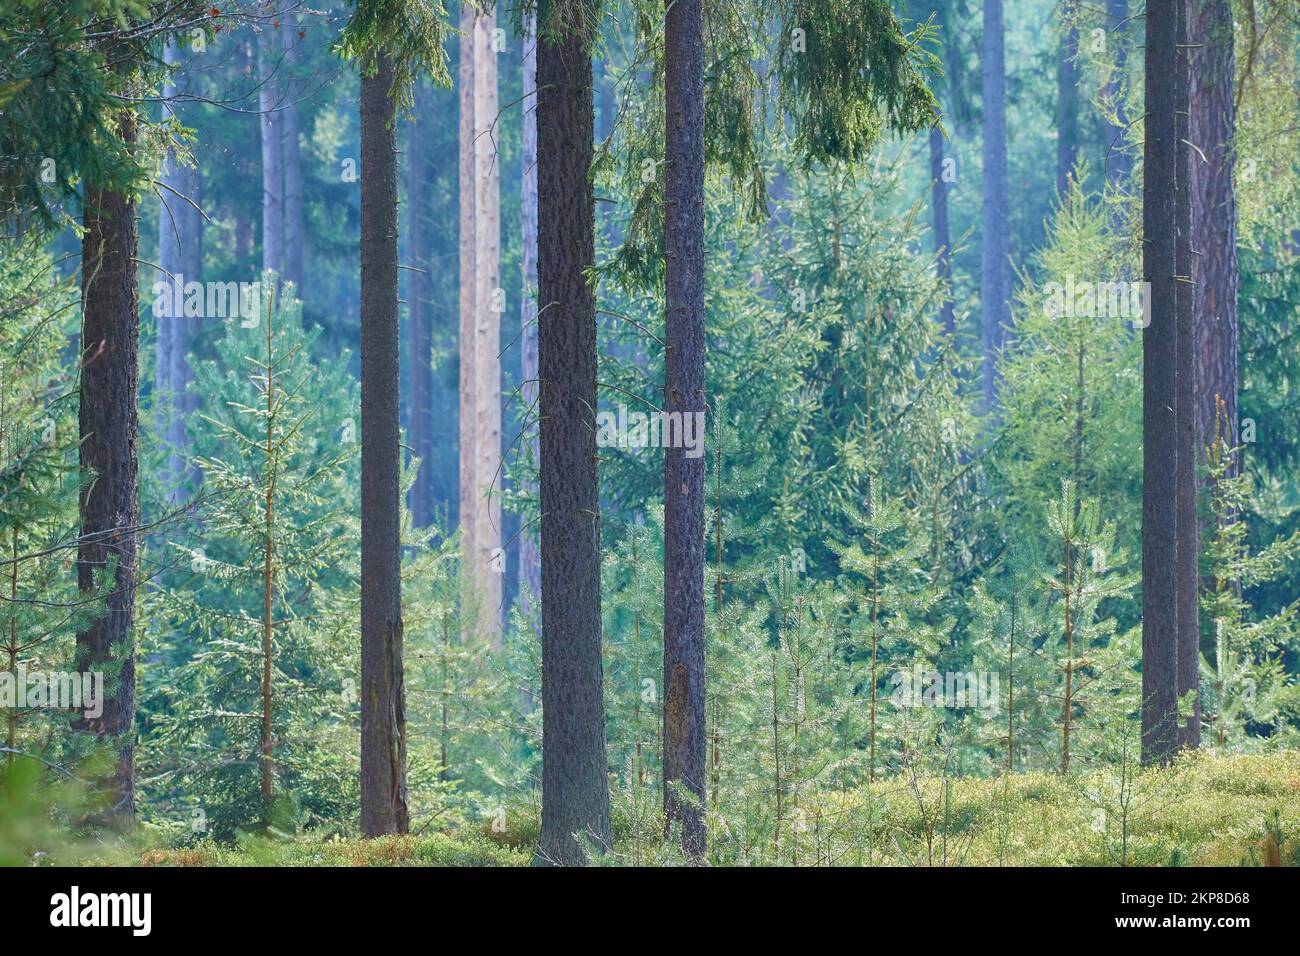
[
  {"left": 157, "top": 40, "right": 181, "bottom": 491},
  {"left": 157, "top": 37, "right": 201, "bottom": 503},
  {"left": 458, "top": 1, "right": 479, "bottom": 629},
  {"left": 471, "top": 9, "right": 502, "bottom": 644},
  {"left": 1056, "top": 1, "right": 1080, "bottom": 196},
  {"left": 258, "top": 7, "right": 284, "bottom": 278},
  {"left": 1141, "top": 0, "right": 1185, "bottom": 765},
  {"left": 408, "top": 81, "right": 436, "bottom": 530},
  {"left": 662, "top": 0, "right": 707, "bottom": 860},
  {"left": 359, "top": 51, "right": 409, "bottom": 837},
  {"left": 281, "top": 15, "right": 304, "bottom": 291},
  {"left": 519, "top": 12, "right": 541, "bottom": 615},
  {"left": 930, "top": 125, "right": 954, "bottom": 334},
  {"left": 1104, "top": 0, "right": 1133, "bottom": 189},
  {"left": 76, "top": 110, "right": 140, "bottom": 826},
  {"left": 980, "top": 0, "right": 1010, "bottom": 410},
  {"left": 536, "top": 0, "right": 611, "bottom": 866}
]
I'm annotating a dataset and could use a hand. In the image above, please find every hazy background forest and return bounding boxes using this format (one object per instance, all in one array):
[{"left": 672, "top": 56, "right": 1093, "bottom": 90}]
[{"left": 1, "top": 0, "right": 1299, "bottom": 868}]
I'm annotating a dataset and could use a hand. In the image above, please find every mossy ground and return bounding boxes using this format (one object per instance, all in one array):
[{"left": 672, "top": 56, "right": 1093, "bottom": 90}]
[{"left": 133, "top": 750, "right": 1300, "bottom": 867}]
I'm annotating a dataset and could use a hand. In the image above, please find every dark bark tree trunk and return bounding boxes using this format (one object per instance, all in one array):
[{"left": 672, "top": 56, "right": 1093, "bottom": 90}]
[
  {"left": 1141, "top": 0, "right": 1185, "bottom": 766},
  {"left": 519, "top": 11, "right": 541, "bottom": 613},
  {"left": 359, "top": 51, "right": 409, "bottom": 837},
  {"left": 1104, "top": 0, "right": 1133, "bottom": 189},
  {"left": 408, "top": 82, "right": 436, "bottom": 529},
  {"left": 980, "top": 0, "right": 1010, "bottom": 410},
  {"left": 929, "top": 124, "right": 954, "bottom": 334},
  {"left": 1175, "top": 0, "right": 1202, "bottom": 751},
  {"left": 1189, "top": 0, "right": 1238, "bottom": 468},
  {"left": 259, "top": 7, "right": 284, "bottom": 277},
  {"left": 76, "top": 110, "right": 140, "bottom": 826},
  {"left": 535, "top": 0, "right": 611, "bottom": 866},
  {"left": 1056, "top": 1, "right": 1080, "bottom": 196},
  {"left": 281, "top": 15, "right": 304, "bottom": 290},
  {"left": 662, "top": 0, "right": 707, "bottom": 860}
]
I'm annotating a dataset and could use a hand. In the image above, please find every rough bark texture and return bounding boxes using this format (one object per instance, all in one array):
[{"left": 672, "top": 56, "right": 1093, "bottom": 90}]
[
  {"left": 980, "top": 0, "right": 1010, "bottom": 410},
  {"left": 1189, "top": 0, "right": 1238, "bottom": 469},
  {"left": 76, "top": 111, "right": 140, "bottom": 826},
  {"left": 535, "top": 0, "right": 611, "bottom": 866},
  {"left": 258, "top": 10, "right": 284, "bottom": 277},
  {"left": 359, "top": 52, "right": 409, "bottom": 837},
  {"left": 1141, "top": 0, "right": 1182, "bottom": 766},
  {"left": 408, "top": 82, "right": 436, "bottom": 530},
  {"left": 280, "top": 16, "right": 304, "bottom": 290},
  {"left": 519, "top": 12, "right": 542, "bottom": 615},
  {"left": 662, "top": 0, "right": 707, "bottom": 860},
  {"left": 1104, "top": 0, "right": 1133, "bottom": 189},
  {"left": 929, "top": 124, "right": 954, "bottom": 335},
  {"left": 471, "top": 9, "right": 503, "bottom": 644},
  {"left": 1056, "top": 1, "right": 1080, "bottom": 196},
  {"left": 1175, "top": 0, "right": 1201, "bottom": 751}
]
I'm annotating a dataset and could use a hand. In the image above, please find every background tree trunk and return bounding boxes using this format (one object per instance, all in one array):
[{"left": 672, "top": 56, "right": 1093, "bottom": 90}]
[
  {"left": 280, "top": 15, "right": 304, "bottom": 291},
  {"left": 157, "top": 37, "right": 201, "bottom": 503},
  {"left": 458, "top": 1, "right": 479, "bottom": 631},
  {"left": 408, "top": 81, "right": 436, "bottom": 530},
  {"left": 519, "top": 11, "right": 541, "bottom": 615},
  {"left": 1056, "top": 1, "right": 1080, "bottom": 195},
  {"left": 662, "top": 0, "right": 707, "bottom": 860},
  {"left": 1141, "top": 0, "right": 1182, "bottom": 765},
  {"left": 76, "top": 110, "right": 140, "bottom": 826},
  {"left": 359, "top": 50, "right": 409, "bottom": 838},
  {"left": 471, "top": 8, "right": 503, "bottom": 645},
  {"left": 980, "top": 0, "right": 1010, "bottom": 410},
  {"left": 930, "top": 124, "right": 954, "bottom": 335},
  {"left": 1104, "top": 0, "right": 1132, "bottom": 189},
  {"left": 258, "top": 8, "right": 284, "bottom": 277},
  {"left": 535, "top": 0, "right": 611, "bottom": 866}
]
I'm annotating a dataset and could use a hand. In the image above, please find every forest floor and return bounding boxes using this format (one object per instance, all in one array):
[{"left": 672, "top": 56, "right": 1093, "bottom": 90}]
[{"left": 133, "top": 751, "right": 1300, "bottom": 867}]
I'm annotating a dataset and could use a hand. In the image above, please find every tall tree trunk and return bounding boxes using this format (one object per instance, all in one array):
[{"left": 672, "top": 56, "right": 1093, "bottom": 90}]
[
  {"left": 408, "top": 82, "right": 436, "bottom": 530},
  {"left": 1141, "top": 0, "right": 1184, "bottom": 766},
  {"left": 458, "top": 1, "right": 478, "bottom": 629},
  {"left": 662, "top": 0, "right": 707, "bottom": 860},
  {"left": 1056, "top": 1, "right": 1080, "bottom": 195},
  {"left": 1174, "top": 0, "right": 1201, "bottom": 751},
  {"left": 1104, "top": 0, "right": 1133, "bottom": 189},
  {"left": 929, "top": 124, "right": 954, "bottom": 334},
  {"left": 260, "top": 306, "right": 276, "bottom": 815},
  {"left": 258, "top": 7, "right": 284, "bottom": 278},
  {"left": 281, "top": 15, "right": 304, "bottom": 290},
  {"left": 535, "top": 0, "right": 611, "bottom": 866},
  {"left": 359, "top": 51, "right": 409, "bottom": 837},
  {"left": 980, "top": 0, "right": 1010, "bottom": 410},
  {"left": 519, "top": 11, "right": 542, "bottom": 614},
  {"left": 157, "top": 40, "right": 181, "bottom": 493},
  {"left": 1189, "top": 0, "right": 1238, "bottom": 467},
  {"left": 1183, "top": 0, "right": 1237, "bottom": 750},
  {"left": 76, "top": 110, "right": 140, "bottom": 827},
  {"left": 157, "top": 37, "right": 201, "bottom": 502},
  {"left": 471, "top": 8, "right": 503, "bottom": 644}
]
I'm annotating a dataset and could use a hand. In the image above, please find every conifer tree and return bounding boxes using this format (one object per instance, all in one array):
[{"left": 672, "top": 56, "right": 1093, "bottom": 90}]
[{"left": 340, "top": 0, "right": 450, "bottom": 837}]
